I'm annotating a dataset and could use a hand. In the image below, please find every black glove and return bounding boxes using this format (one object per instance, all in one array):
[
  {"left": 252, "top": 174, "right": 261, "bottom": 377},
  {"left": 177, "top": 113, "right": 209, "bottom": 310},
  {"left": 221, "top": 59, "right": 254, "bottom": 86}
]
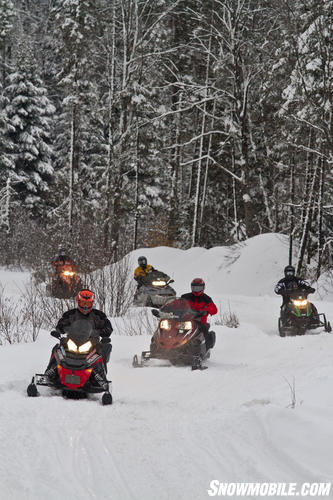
[
  {"left": 50, "top": 330, "right": 60, "bottom": 339},
  {"left": 309, "top": 287, "right": 316, "bottom": 294},
  {"left": 101, "top": 337, "right": 111, "bottom": 344}
]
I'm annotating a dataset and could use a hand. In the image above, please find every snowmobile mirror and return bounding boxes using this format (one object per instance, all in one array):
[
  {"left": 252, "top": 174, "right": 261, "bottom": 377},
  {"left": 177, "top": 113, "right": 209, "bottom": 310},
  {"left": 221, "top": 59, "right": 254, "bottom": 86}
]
[
  {"left": 151, "top": 309, "right": 160, "bottom": 317},
  {"left": 50, "top": 330, "right": 60, "bottom": 339}
]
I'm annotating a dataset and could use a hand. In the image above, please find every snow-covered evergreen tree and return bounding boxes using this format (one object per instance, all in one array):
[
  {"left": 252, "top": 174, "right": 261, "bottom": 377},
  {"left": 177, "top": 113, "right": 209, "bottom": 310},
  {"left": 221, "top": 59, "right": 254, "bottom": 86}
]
[{"left": 3, "top": 42, "right": 55, "bottom": 215}]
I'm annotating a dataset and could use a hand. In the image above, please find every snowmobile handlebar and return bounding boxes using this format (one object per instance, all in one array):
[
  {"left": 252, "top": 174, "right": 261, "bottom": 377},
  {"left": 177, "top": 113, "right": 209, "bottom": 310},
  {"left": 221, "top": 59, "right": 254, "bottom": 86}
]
[
  {"left": 50, "top": 330, "right": 61, "bottom": 339},
  {"left": 281, "top": 286, "right": 314, "bottom": 295}
]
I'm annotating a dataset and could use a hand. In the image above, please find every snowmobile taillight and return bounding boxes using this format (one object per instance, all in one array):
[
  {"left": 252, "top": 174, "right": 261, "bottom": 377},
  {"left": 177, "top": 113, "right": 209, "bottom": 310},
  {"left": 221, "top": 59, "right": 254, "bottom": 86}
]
[
  {"left": 152, "top": 280, "right": 166, "bottom": 287},
  {"left": 160, "top": 319, "right": 171, "bottom": 330},
  {"left": 293, "top": 299, "right": 308, "bottom": 307}
]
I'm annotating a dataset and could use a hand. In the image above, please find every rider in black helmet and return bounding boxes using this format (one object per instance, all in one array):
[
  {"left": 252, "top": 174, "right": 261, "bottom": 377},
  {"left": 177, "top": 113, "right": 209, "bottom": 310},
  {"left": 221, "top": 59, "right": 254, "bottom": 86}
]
[
  {"left": 134, "top": 256, "right": 155, "bottom": 287},
  {"left": 275, "top": 265, "right": 316, "bottom": 319}
]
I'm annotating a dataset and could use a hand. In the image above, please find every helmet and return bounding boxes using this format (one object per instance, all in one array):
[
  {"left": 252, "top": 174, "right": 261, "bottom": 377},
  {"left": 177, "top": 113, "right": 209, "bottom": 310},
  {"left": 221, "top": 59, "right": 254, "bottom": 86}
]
[
  {"left": 76, "top": 289, "right": 95, "bottom": 315},
  {"left": 58, "top": 247, "right": 68, "bottom": 256},
  {"left": 284, "top": 265, "right": 295, "bottom": 280},
  {"left": 191, "top": 278, "right": 205, "bottom": 296},
  {"left": 138, "top": 256, "right": 147, "bottom": 268}
]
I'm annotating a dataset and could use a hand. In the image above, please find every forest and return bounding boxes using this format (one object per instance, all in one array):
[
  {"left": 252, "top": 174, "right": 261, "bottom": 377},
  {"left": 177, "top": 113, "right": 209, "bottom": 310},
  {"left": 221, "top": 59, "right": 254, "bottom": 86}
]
[{"left": 0, "top": 0, "right": 332, "bottom": 278}]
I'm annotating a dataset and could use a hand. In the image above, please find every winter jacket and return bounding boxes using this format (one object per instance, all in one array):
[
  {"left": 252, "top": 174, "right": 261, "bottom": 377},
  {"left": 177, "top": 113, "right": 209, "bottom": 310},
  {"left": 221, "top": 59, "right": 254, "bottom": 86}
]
[
  {"left": 274, "top": 277, "right": 315, "bottom": 304},
  {"left": 180, "top": 292, "right": 218, "bottom": 325},
  {"left": 56, "top": 308, "right": 113, "bottom": 339},
  {"left": 134, "top": 265, "right": 154, "bottom": 280}
]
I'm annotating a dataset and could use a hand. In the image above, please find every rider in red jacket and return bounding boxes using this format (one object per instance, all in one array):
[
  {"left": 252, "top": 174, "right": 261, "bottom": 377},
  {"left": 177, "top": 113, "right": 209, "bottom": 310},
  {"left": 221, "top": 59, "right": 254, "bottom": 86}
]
[{"left": 181, "top": 278, "right": 217, "bottom": 348}]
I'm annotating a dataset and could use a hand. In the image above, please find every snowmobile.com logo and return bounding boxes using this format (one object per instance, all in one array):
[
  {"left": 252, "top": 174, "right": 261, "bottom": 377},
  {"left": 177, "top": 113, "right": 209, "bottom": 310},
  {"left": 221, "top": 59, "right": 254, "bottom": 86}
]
[{"left": 207, "top": 481, "right": 332, "bottom": 497}]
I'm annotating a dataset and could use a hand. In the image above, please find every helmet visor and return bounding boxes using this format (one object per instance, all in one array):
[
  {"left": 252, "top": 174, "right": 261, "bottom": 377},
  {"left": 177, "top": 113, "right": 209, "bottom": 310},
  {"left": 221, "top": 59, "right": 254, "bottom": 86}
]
[
  {"left": 191, "top": 284, "right": 205, "bottom": 292},
  {"left": 285, "top": 270, "right": 294, "bottom": 278}
]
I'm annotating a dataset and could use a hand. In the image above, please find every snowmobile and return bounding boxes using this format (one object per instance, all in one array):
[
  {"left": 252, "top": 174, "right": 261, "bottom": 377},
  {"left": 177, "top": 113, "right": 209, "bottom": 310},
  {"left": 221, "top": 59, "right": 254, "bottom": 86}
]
[
  {"left": 278, "top": 288, "right": 331, "bottom": 337},
  {"left": 27, "top": 320, "right": 112, "bottom": 405},
  {"left": 47, "top": 266, "right": 82, "bottom": 299},
  {"left": 133, "top": 269, "right": 176, "bottom": 307},
  {"left": 132, "top": 298, "right": 212, "bottom": 370}
]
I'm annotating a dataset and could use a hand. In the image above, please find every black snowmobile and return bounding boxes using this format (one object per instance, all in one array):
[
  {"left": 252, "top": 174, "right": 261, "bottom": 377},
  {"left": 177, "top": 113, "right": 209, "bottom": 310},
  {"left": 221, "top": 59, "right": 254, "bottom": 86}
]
[
  {"left": 278, "top": 288, "right": 331, "bottom": 337},
  {"left": 133, "top": 270, "right": 176, "bottom": 307}
]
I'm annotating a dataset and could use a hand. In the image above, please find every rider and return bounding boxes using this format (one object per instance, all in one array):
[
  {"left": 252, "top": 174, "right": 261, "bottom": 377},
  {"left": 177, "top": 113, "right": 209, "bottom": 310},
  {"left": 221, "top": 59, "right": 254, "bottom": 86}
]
[
  {"left": 275, "top": 265, "right": 317, "bottom": 321},
  {"left": 134, "top": 256, "right": 155, "bottom": 287},
  {"left": 45, "top": 289, "right": 113, "bottom": 379},
  {"left": 181, "top": 278, "right": 218, "bottom": 349}
]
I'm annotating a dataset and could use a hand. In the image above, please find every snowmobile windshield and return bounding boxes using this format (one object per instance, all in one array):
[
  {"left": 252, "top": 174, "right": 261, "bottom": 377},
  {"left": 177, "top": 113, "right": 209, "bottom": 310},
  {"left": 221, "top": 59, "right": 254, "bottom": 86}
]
[
  {"left": 64, "top": 319, "right": 94, "bottom": 343},
  {"left": 159, "top": 298, "right": 196, "bottom": 320},
  {"left": 289, "top": 288, "right": 309, "bottom": 300},
  {"left": 143, "top": 270, "right": 170, "bottom": 284}
]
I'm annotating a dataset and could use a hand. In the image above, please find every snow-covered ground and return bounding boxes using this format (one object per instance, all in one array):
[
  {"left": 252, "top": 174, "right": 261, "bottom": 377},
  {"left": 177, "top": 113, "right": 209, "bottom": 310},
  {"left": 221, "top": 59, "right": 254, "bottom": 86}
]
[{"left": 0, "top": 234, "right": 333, "bottom": 500}]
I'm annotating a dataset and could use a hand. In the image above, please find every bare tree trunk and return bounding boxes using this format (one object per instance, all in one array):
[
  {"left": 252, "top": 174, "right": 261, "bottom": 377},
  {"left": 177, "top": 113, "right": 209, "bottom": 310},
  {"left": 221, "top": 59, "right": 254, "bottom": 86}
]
[
  {"left": 103, "top": 2, "right": 116, "bottom": 254},
  {"left": 68, "top": 106, "right": 76, "bottom": 235},
  {"left": 198, "top": 98, "right": 216, "bottom": 245},
  {"left": 297, "top": 159, "right": 319, "bottom": 274},
  {"left": 168, "top": 91, "right": 183, "bottom": 243},
  {"left": 259, "top": 170, "right": 273, "bottom": 231},
  {"left": 232, "top": 177, "right": 239, "bottom": 241},
  {"left": 289, "top": 162, "right": 295, "bottom": 265},
  {"left": 133, "top": 123, "right": 139, "bottom": 250},
  {"left": 192, "top": 30, "right": 212, "bottom": 246},
  {"left": 316, "top": 158, "right": 324, "bottom": 279}
]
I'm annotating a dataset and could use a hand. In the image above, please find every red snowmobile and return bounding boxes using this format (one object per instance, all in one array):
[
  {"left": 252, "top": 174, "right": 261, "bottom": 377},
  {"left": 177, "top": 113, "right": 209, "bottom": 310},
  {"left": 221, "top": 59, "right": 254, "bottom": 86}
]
[
  {"left": 132, "top": 298, "right": 211, "bottom": 370},
  {"left": 27, "top": 320, "right": 112, "bottom": 405}
]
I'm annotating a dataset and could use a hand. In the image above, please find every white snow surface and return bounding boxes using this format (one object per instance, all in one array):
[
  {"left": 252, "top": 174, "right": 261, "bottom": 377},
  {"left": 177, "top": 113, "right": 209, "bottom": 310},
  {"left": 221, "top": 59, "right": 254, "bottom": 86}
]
[{"left": 1, "top": 234, "right": 333, "bottom": 500}]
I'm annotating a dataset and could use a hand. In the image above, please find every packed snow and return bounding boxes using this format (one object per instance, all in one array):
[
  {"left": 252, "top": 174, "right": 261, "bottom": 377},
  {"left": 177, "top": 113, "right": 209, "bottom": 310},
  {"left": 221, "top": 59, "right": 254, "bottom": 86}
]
[{"left": 0, "top": 233, "right": 333, "bottom": 500}]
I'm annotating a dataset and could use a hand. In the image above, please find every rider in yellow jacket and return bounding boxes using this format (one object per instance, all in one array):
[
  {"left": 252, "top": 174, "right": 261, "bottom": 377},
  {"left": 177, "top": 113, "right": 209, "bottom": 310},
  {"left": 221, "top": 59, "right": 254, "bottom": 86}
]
[{"left": 134, "top": 256, "right": 154, "bottom": 285}]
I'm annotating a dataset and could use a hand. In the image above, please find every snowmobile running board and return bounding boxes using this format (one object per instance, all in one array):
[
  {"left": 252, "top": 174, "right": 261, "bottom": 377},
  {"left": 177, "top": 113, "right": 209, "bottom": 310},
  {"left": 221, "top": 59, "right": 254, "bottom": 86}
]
[
  {"left": 132, "top": 353, "right": 208, "bottom": 370},
  {"left": 35, "top": 374, "right": 53, "bottom": 386}
]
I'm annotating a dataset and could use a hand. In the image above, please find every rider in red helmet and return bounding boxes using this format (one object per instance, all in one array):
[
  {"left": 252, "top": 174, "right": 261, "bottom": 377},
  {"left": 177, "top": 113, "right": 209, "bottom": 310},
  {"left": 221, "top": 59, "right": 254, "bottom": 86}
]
[
  {"left": 181, "top": 278, "right": 218, "bottom": 349},
  {"left": 44, "top": 289, "right": 113, "bottom": 380}
]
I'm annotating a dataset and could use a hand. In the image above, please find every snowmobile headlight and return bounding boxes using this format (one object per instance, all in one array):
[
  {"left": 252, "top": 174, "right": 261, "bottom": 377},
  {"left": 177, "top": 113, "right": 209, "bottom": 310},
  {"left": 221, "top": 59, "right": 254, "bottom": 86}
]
[
  {"left": 152, "top": 280, "right": 166, "bottom": 286},
  {"left": 63, "top": 270, "right": 74, "bottom": 276},
  {"left": 179, "top": 321, "right": 192, "bottom": 331},
  {"left": 78, "top": 340, "right": 92, "bottom": 353},
  {"left": 67, "top": 339, "right": 78, "bottom": 352},
  {"left": 160, "top": 319, "right": 171, "bottom": 330},
  {"left": 293, "top": 299, "right": 308, "bottom": 307}
]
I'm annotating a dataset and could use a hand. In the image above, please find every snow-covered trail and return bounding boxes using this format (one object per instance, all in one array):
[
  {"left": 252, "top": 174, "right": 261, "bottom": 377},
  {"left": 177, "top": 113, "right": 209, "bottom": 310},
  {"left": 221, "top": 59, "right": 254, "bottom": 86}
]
[
  {"left": 1, "top": 311, "right": 333, "bottom": 500},
  {"left": 1, "top": 232, "right": 333, "bottom": 500}
]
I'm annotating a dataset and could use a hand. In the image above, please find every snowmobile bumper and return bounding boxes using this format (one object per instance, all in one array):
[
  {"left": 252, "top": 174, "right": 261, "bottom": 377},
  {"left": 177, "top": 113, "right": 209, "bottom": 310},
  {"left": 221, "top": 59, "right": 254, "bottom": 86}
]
[{"left": 34, "top": 373, "right": 111, "bottom": 393}]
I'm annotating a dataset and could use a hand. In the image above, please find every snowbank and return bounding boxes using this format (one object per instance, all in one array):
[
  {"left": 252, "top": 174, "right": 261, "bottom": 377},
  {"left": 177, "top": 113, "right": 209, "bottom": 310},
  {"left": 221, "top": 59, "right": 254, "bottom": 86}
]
[{"left": 130, "top": 233, "right": 290, "bottom": 297}]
